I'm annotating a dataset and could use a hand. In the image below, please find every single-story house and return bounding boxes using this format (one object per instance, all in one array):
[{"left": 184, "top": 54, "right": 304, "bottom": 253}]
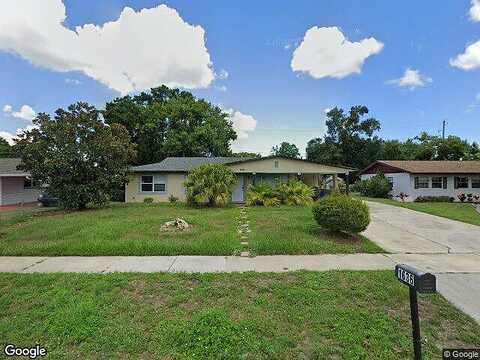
[
  {"left": 359, "top": 160, "right": 480, "bottom": 201},
  {"left": 0, "top": 158, "right": 41, "bottom": 206},
  {"left": 126, "top": 156, "right": 352, "bottom": 203}
]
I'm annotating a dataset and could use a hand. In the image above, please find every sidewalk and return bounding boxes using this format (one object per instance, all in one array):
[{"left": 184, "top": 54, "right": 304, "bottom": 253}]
[{"left": 1, "top": 253, "right": 479, "bottom": 273}]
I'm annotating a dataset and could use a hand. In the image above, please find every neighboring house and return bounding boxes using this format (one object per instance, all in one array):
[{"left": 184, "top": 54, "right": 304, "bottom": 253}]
[
  {"left": 0, "top": 158, "right": 41, "bottom": 206},
  {"left": 359, "top": 160, "right": 480, "bottom": 201},
  {"left": 126, "top": 156, "right": 352, "bottom": 203}
]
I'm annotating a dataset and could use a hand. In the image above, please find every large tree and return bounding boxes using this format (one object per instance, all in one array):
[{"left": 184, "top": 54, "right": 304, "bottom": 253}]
[
  {"left": 307, "top": 106, "right": 381, "bottom": 169},
  {"left": 103, "top": 86, "right": 237, "bottom": 164},
  {"left": 271, "top": 142, "right": 300, "bottom": 158},
  {"left": 15, "top": 102, "right": 136, "bottom": 209},
  {"left": 0, "top": 138, "right": 11, "bottom": 158}
]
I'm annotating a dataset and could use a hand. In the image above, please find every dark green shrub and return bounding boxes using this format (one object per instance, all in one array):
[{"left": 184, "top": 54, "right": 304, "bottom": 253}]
[
  {"left": 168, "top": 194, "right": 178, "bottom": 203},
  {"left": 352, "top": 173, "right": 392, "bottom": 198},
  {"left": 312, "top": 194, "right": 370, "bottom": 233},
  {"left": 414, "top": 196, "right": 453, "bottom": 203},
  {"left": 143, "top": 197, "right": 154, "bottom": 204},
  {"left": 184, "top": 164, "right": 236, "bottom": 207}
]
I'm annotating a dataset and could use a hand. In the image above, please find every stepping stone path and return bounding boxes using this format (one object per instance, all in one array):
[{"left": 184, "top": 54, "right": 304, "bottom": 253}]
[{"left": 236, "top": 206, "right": 252, "bottom": 257}]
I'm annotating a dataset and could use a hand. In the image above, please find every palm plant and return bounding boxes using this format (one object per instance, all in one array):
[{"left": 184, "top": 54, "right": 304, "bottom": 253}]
[
  {"left": 184, "top": 164, "right": 237, "bottom": 207},
  {"left": 246, "top": 182, "right": 280, "bottom": 206},
  {"left": 277, "top": 180, "right": 314, "bottom": 205}
]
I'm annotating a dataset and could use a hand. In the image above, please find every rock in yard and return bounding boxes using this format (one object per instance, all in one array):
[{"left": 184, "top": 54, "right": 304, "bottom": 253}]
[{"left": 161, "top": 218, "right": 190, "bottom": 231}]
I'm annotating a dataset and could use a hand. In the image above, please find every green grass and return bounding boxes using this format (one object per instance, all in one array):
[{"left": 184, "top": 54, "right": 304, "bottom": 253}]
[
  {"left": 360, "top": 196, "right": 480, "bottom": 226},
  {"left": 248, "top": 206, "right": 382, "bottom": 255},
  {"left": 0, "top": 203, "right": 383, "bottom": 256},
  {"left": 0, "top": 271, "right": 478, "bottom": 359}
]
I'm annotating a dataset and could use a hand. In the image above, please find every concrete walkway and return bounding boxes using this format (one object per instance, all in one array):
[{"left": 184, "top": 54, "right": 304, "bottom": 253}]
[
  {"left": 1, "top": 253, "right": 479, "bottom": 274},
  {"left": 363, "top": 201, "right": 480, "bottom": 254}
]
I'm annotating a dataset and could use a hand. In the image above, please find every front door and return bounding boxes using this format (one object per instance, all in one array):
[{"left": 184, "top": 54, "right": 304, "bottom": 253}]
[{"left": 232, "top": 175, "right": 245, "bottom": 203}]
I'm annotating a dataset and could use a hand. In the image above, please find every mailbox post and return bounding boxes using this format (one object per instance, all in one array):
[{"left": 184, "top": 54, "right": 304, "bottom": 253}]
[{"left": 395, "top": 264, "right": 436, "bottom": 360}]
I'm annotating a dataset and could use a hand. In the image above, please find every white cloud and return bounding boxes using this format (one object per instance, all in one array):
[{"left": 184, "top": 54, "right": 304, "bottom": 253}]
[
  {"left": 324, "top": 108, "right": 332, "bottom": 114},
  {"left": 387, "top": 68, "right": 432, "bottom": 90},
  {"left": 65, "top": 78, "right": 81, "bottom": 85},
  {"left": 0, "top": 1, "right": 214, "bottom": 94},
  {"left": 450, "top": 40, "right": 480, "bottom": 71},
  {"left": 470, "top": 0, "right": 480, "bottom": 22},
  {"left": 291, "top": 26, "right": 383, "bottom": 79},
  {"left": 225, "top": 109, "right": 257, "bottom": 139},
  {"left": 216, "top": 69, "right": 229, "bottom": 80},
  {"left": 3, "top": 104, "right": 36, "bottom": 121},
  {"left": 0, "top": 125, "right": 36, "bottom": 145},
  {"left": 216, "top": 85, "right": 227, "bottom": 92}
]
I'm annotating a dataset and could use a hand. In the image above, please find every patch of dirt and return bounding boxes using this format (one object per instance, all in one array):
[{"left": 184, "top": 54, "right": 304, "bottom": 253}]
[{"left": 121, "top": 280, "right": 169, "bottom": 308}]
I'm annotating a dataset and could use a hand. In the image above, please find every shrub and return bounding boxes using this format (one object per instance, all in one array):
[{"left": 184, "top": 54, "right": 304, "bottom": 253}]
[
  {"left": 276, "top": 180, "right": 314, "bottom": 205},
  {"left": 168, "top": 194, "right": 178, "bottom": 203},
  {"left": 143, "top": 197, "right": 154, "bottom": 204},
  {"left": 414, "top": 196, "right": 453, "bottom": 203},
  {"left": 396, "top": 192, "right": 409, "bottom": 202},
  {"left": 246, "top": 183, "right": 280, "bottom": 207},
  {"left": 184, "top": 164, "right": 236, "bottom": 207},
  {"left": 457, "top": 193, "right": 467, "bottom": 202},
  {"left": 312, "top": 194, "right": 370, "bottom": 233},
  {"left": 352, "top": 173, "right": 392, "bottom": 198}
]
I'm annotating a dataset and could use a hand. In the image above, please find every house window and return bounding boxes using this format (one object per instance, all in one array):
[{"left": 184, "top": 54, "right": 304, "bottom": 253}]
[
  {"left": 274, "top": 160, "right": 279, "bottom": 168},
  {"left": 386, "top": 177, "right": 394, "bottom": 187},
  {"left": 454, "top": 176, "right": 469, "bottom": 189},
  {"left": 431, "top": 176, "right": 443, "bottom": 189},
  {"left": 24, "top": 177, "right": 38, "bottom": 189},
  {"left": 141, "top": 175, "right": 167, "bottom": 193},
  {"left": 414, "top": 176, "right": 429, "bottom": 189},
  {"left": 141, "top": 176, "right": 153, "bottom": 192},
  {"left": 472, "top": 176, "right": 480, "bottom": 188}
]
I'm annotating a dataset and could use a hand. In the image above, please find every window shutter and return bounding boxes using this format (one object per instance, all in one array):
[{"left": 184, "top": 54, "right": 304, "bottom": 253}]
[
  {"left": 414, "top": 177, "right": 419, "bottom": 189},
  {"left": 443, "top": 177, "right": 447, "bottom": 189},
  {"left": 454, "top": 177, "right": 458, "bottom": 189}
]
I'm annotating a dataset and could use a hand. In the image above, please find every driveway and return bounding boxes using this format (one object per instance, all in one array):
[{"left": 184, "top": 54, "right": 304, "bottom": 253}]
[
  {"left": 364, "top": 200, "right": 480, "bottom": 322},
  {"left": 363, "top": 201, "right": 480, "bottom": 254}
]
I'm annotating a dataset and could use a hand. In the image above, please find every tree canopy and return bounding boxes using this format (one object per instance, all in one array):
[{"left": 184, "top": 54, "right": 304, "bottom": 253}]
[
  {"left": 307, "top": 105, "right": 480, "bottom": 168},
  {"left": 14, "top": 102, "right": 136, "bottom": 209},
  {"left": 0, "top": 138, "right": 11, "bottom": 158},
  {"left": 103, "top": 85, "right": 237, "bottom": 165},
  {"left": 271, "top": 142, "right": 300, "bottom": 158}
]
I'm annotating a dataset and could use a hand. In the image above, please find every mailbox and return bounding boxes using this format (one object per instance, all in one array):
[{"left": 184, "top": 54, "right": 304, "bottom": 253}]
[
  {"left": 395, "top": 264, "right": 436, "bottom": 293},
  {"left": 395, "top": 264, "right": 437, "bottom": 360}
]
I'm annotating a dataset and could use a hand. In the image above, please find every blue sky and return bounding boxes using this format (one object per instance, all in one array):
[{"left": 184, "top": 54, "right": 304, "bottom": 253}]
[{"left": 1, "top": 0, "right": 480, "bottom": 156}]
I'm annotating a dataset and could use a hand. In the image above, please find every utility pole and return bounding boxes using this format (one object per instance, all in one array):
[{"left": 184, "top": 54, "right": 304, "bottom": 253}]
[{"left": 442, "top": 119, "right": 446, "bottom": 139}]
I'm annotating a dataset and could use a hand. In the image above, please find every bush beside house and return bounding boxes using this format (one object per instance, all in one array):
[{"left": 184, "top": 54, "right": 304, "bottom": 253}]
[
  {"left": 246, "top": 180, "right": 313, "bottom": 206},
  {"left": 352, "top": 173, "right": 392, "bottom": 198},
  {"left": 184, "top": 164, "right": 236, "bottom": 207},
  {"left": 312, "top": 194, "right": 370, "bottom": 234}
]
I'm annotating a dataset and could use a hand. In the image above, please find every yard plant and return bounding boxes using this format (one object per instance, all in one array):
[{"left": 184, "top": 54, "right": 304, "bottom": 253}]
[
  {"left": 246, "top": 180, "right": 313, "bottom": 206},
  {"left": 352, "top": 172, "right": 392, "bottom": 198},
  {"left": 14, "top": 102, "right": 136, "bottom": 210},
  {"left": 184, "top": 164, "right": 236, "bottom": 207},
  {"left": 312, "top": 194, "right": 370, "bottom": 233}
]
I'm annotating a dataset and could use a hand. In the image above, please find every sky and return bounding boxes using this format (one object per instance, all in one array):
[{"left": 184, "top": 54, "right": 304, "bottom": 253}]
[{"left": 1, "top": 0, "right": 480, "bottom": 157}]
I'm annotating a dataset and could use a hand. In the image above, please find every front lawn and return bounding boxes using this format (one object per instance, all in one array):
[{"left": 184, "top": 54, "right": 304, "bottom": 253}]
[
  {"left": 0, "top": 203, "right": 383, "bottom": 256},
  {"left": 361, "top": 196, "right": 480, "bottom": 226},
  {"left": 0, "top": 271, "right": 478, "bottom": 359}
]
